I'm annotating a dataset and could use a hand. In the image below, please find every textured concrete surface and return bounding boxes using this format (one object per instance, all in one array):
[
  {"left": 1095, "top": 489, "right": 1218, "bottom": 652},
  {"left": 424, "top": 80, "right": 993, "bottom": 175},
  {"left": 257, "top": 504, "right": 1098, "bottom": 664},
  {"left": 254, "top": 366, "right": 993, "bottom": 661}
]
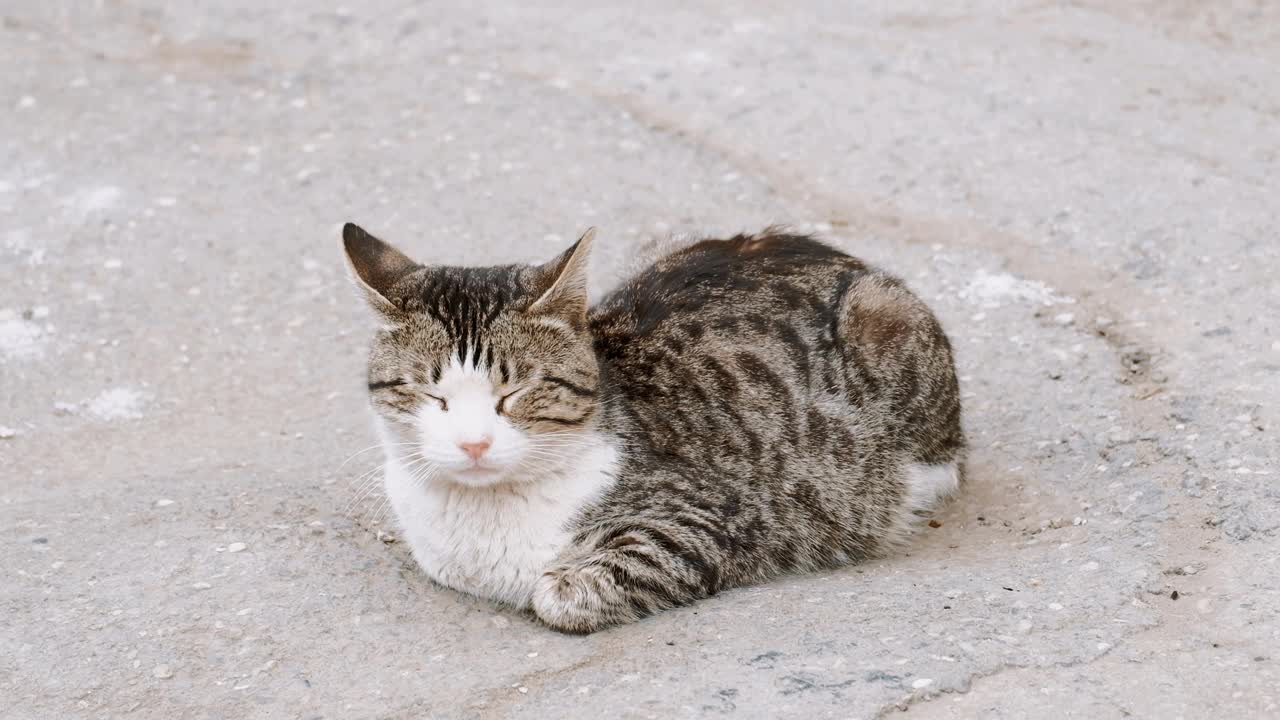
[{"left": 2, "top": 1, "right": 1278, "bottom": 718}]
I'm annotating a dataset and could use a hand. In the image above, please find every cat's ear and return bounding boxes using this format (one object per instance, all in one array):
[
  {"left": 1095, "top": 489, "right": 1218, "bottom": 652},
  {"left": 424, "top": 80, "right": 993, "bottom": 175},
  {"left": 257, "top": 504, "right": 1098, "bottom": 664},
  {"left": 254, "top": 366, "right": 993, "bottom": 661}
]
[
  {"left": 529, "top": 228, "right": 596, "bottom": 323},
  {"left": 342, "top": 223, "right": 419, "bottom": 314}
]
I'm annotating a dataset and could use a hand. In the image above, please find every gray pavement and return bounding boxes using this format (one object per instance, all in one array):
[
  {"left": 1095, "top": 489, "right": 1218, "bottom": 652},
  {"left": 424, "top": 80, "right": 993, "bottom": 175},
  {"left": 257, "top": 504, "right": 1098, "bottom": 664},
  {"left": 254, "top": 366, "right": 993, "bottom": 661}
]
[{"left": 2, "top": 1, "right": 1278, "bottom": 718}]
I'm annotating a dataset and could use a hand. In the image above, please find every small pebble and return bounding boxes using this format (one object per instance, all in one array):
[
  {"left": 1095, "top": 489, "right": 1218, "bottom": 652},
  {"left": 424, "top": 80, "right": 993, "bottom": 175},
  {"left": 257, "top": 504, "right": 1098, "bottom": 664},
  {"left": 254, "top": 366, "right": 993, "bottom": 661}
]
[
  {"left": 376, "top": 530, "right": 397, "bottom": 544},
  {"left": 227, "top": 542, "right": 247, "bottom": 553},
  {"left": 154, "top": 499, "right": 175, "bottom": 507},
  {"left": 912, "top": 678, "right": 934, "bottom": 689},
  {"left": 191, "top": 582, "right": 212, "bottom": 590},
  {"left": 152, "top": 665, "right": 173, "bottom": 679},
  {"left": 1053, "top": 313, "right": 1075, "bottom": 326},
  {"left": 0, "top": 426, "right": 18, "bottom": 439}
]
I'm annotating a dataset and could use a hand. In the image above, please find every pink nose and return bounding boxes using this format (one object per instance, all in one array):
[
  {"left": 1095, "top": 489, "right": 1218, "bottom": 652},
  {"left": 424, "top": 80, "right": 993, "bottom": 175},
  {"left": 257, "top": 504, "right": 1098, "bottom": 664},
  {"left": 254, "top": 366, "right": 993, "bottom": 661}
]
[{"left": 458, "top": 439, "right": 492, "bottom": 462}]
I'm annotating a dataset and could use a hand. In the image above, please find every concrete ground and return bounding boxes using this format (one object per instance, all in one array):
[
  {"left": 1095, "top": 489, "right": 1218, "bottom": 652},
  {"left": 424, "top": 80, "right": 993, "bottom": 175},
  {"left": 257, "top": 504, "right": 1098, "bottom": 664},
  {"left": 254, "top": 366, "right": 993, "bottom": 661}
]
[{"left": 3, "top": 1, "right": 1278, "bottom": 718}]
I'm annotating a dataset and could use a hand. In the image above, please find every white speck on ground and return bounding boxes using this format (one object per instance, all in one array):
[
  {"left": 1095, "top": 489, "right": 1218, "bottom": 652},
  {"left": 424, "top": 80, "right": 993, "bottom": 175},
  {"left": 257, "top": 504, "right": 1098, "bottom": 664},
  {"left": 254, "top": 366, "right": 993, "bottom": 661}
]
[
  {"left": 961, "top": 270, "right": 1072, "bottom": 308},
  {"left": 85, "top": 387, "right": 148, "bottom": 421},
  {"left": 66, "top": 186, "right": 122, "bottom": 216},
  {"left": 227, "top": 542, "right": 247, "bottom": 553},
  {"left": 152, "top": 665, "right": 173, "bottom": 679},
  {"left": 0, "top": 425, "right": 19, "bottom": 439},
  {"left": 0, "top": 311, "right": 46, "bottom": 361},
  {"left": 155, "top": 499, "right": 175, "bottom": 507}
]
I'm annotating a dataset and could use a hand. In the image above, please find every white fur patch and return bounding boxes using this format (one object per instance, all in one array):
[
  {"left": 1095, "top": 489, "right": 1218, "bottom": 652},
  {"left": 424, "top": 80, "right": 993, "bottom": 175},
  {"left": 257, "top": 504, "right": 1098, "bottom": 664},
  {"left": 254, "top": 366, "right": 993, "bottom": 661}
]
[
  {"left": 902, "top": 461, "right": 961, "bottom": 515},
  {"left": 380, "top": 421, "right": 617, "bottom": 607}
]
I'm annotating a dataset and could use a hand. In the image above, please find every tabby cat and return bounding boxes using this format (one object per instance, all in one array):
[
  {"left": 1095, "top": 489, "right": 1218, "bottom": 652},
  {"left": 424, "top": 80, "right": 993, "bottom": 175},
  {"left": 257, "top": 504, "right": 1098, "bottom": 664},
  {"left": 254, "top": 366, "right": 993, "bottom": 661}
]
[{"left": 342, "top": 223, "right": 964, "bottom": 633}]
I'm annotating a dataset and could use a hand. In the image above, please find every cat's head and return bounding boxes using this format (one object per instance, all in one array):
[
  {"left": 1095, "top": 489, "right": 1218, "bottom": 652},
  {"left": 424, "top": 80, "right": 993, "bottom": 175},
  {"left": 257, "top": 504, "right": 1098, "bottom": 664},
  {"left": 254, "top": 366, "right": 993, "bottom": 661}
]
[{"left": 343, "top": 223, "right": 600, "bottom": 488}]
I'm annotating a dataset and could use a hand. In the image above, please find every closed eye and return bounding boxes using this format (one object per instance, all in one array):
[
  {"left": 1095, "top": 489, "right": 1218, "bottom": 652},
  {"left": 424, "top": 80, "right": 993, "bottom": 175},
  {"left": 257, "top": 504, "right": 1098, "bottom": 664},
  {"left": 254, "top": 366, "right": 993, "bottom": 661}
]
[
  {"left": 495, "top": 390, "right": 521, "bottom": 415},
  {"left": 368, "top": 379, "right": 447, "bottom": 411}
]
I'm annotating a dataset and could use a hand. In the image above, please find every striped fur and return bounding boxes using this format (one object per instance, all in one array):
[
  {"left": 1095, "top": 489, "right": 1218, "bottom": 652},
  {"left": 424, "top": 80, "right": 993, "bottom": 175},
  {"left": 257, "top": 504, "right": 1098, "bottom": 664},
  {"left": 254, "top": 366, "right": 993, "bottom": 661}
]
[{"left": 343, "top": 224, "right": 965, "bottom": 633}]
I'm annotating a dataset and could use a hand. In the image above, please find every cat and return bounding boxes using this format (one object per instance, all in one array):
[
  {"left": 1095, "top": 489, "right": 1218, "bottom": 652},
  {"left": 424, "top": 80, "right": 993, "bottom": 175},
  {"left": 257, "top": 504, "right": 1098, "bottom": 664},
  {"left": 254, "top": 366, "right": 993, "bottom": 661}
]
[{"left": 342, "top": 223, "right": 965, "bottom": 633}]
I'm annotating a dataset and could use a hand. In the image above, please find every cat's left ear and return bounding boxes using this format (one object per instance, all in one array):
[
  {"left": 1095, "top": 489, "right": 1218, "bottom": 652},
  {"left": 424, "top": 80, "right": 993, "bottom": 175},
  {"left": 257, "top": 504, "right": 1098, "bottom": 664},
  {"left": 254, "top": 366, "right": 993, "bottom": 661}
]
[{"left": 529, "top": 228, "right": 596, "bottom": 324}]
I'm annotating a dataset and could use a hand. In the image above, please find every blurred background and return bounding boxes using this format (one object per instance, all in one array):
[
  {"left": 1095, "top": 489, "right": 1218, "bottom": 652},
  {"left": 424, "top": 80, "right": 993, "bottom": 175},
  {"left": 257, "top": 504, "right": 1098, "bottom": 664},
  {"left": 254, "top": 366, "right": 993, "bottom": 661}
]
[{"left": 2, "top": 2, "right": 1277, "bottom": 718}]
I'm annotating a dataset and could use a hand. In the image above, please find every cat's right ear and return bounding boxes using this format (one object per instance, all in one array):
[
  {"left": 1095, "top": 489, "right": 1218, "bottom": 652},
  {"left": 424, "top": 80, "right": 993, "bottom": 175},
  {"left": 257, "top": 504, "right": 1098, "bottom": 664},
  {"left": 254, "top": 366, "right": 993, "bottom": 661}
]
[{"left": 342, "top": 223, "right": 419, "bottom": 315}]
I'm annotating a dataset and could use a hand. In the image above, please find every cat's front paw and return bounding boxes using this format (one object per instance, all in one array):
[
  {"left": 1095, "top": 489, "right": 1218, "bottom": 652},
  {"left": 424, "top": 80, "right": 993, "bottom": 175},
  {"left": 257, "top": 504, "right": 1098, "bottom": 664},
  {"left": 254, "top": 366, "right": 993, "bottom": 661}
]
[{"left": 531, "top": 565, "right": 630, "bottom": 634}]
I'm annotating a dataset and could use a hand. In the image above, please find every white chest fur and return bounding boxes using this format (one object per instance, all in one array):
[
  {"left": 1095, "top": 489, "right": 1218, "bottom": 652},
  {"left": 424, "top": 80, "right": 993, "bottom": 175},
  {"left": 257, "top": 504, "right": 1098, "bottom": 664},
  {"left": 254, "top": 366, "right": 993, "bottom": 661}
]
[{"left": 381, "top": 438, "right": 617, "bottom": 607}]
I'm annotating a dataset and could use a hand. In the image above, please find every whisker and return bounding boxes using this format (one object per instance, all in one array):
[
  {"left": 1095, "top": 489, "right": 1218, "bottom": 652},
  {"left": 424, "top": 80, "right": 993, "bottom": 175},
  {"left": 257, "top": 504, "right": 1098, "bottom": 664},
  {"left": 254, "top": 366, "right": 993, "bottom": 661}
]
[
  {"left": 371, "top": 495, "right": 392, "bottom": 526},
  {"left": 346, "top": 463, "right": 384, "bottom": 487},
  {"left": 409, "top": 464, "right": 440, "bottom": 490},
  {"left": 338, "top": 442, "right": 416, "bottom": 469},
  {"left": 343, "top": 478, "right": 384, "bottom": 517}
]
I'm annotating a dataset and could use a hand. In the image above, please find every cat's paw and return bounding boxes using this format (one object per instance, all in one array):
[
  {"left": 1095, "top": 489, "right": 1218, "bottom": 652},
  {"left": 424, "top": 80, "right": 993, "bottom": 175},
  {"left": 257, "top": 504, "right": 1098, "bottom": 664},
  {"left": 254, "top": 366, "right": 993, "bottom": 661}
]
[{"left": 531, "top": 564, "right": 627, "bottom": 634}]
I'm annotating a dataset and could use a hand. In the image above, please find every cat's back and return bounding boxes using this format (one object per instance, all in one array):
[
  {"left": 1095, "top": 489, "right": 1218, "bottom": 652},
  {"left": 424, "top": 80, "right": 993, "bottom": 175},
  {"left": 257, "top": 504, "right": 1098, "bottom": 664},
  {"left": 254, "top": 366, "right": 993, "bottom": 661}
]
[
  {"left": 592, "top": 232, "right": 866, "bottom": 346},
  {"left": 590, "top": 229, "right": 963, "bottom": 469},
  {"left": 589, "top": 231, "right": 880, "bottom": 466}
]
